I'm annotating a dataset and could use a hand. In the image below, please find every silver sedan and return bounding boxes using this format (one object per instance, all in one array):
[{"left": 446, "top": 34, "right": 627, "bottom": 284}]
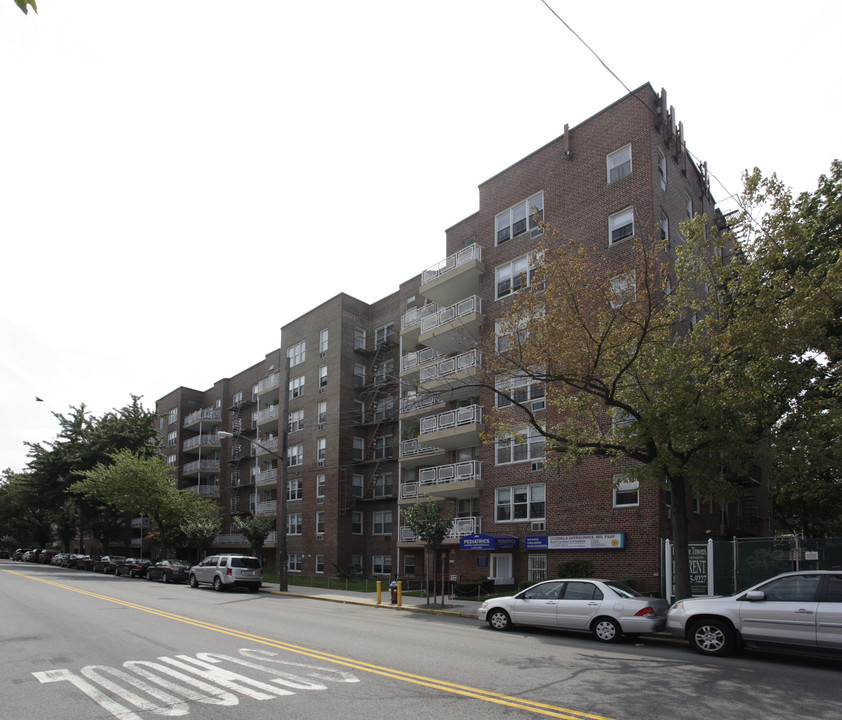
[{"left": 478, "top": 578, "right": 668, "bottom": 642}]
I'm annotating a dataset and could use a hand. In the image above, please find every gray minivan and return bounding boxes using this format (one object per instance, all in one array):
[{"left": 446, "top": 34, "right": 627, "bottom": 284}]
[{"left": 188, "top": 554, "right": 263, "bottom": 592}]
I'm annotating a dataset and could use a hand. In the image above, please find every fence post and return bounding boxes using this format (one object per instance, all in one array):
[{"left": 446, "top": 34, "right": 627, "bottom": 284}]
[
  {"left": 664, "top": 539, "right": 673, "bottom": 603},
  {"left": 707, "top": 538, "right": 714, "bottom": 596}
]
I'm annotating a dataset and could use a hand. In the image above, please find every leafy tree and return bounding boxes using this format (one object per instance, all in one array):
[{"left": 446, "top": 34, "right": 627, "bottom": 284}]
[
  {"left": 14, "top": 0, "right": 36, "bottom": 14},
  {"left": 71, "top": 450, "right": 217, "bottom": 557},
  {"left": 233, "top": 513, "right": 273, "bottom": 563},
  {"left": 181, "top": 516, "right": 222, "bottom": 561},
  {"left": 0, "top": 469, "right": 53, "bottom": 547},
  {"left": 483, "top": 165, "right": 840, "bottom": 601},
  {"left": 401, "top": 500, "right": 451, "bottom": 606}
]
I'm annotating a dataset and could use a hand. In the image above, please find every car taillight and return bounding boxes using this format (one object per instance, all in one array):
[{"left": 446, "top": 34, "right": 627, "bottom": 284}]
[
  {"left": 226, "top": 568, "right": 232, "bottom": 576},
  {"left": 634, "top": 606, "right": 655, "bottom": 617}
]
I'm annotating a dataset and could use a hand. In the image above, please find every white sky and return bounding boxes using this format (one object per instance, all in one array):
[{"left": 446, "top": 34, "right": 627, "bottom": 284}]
[{"left": 1, "top": 1, "right": 840, "bottom": 473}]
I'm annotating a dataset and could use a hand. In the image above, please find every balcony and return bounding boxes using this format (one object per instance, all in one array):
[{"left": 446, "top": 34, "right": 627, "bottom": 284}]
[
  {"left": 419, "top": 349, "right": 481, "bottom": 402},
  {"left": 254, "top": 436, "right": 280, "bottom": 457},
  {"left": 255, "top": 373, "right": 281, "bottom": 397},
  {"left": 130, "top": 538, "right": 144, "bottom": 548},
  {"left": 399, "top": 460, "right": 482, "bottom": 502},
  {"left": 418, "top": 296, "right": 483, "bottom": 354},
  {"left": 420, "top": 244, "right": 484, "bottom": 306},
  {"left": 399, "top": 392, "right": 443, "bottom": 419},
  {"left": 255, "top": 404, "right": 280, "bottom": 429},
  {"left": 185, "top": 483, "right": 220, "bottom": 497},
  {"left": 182, "top": 458, "right": 220, "bottom": 476},
  {"left": 400, "top": 346, "right": 443, "bottom": 377},
  {"left": 182, "top": 434, "right": 220, "bottom": 454},
  {"left": 400, "top": 303, "right": 438, "bottom": 345},
  {"left": 418, "top": 404, "right": 483, "bottom": 450},
  {"left": 399, "top": 516, "right": 481, "bottom": 545},
  {"left": 131, "top": 517, "right": 151, "bottom": 528},
  {"left": 213, "top": 533, "right": 248, "bottom": 545},
  {"left": 398, "top": 437, "right": 446, "bottom": 469},
  {"left": 183, "top": 408, "right": 221, "bottom": 430},
  {"left": 255, "top": 467, "right": 279, "bottom": 487},
  {"left": 254, "top": 500, "right": 277, "bottom": 515}
]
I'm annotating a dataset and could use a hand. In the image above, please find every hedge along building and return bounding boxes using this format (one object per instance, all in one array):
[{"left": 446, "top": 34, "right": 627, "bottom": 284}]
[{"left": 155, "top": 84, "right": 770, "bottom": 591}]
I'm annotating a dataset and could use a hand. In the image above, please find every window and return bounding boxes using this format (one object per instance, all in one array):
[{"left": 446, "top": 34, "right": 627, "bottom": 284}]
[
  {"left": 495, "top": 191, "right": 544, "bottom": 245},
  {"left": 374, "top": 359, "right": 393, "bottom": 383},
  {"left": 353, "top": 400, "right": 365, "bottom": 424},
  {"left": 352, "top": 473, "right": 364, "bottom": 498},
  {"left": 352, "top": 437, "right": 365, "bottom": 462},
  {"left": 351, "top": 511, "right": 363, "bottom": 534},
  {"left": 374, "top": 398, "right": 394, "bottom": 421},
  {"left": 315, "top": 554, "right": 325, "bottom": 573},
  {"left": 757, "top": 574, "right": 821, "bottom": 602},
  {"left": 288, "top": 409, "right": 304, "bottom": 433},
  {"left": 353, "top": 363, "right": 366, "bottom": 387},
  {"left": 404, "top": 555, "right": 416, "bottom": 577},
  {"left": 317, "top": 400, "right": 327, "bottom": 426},
  {"left": 658, "top": 148, "right": 667, "bottom": 191},
  {"left": 495, "top": 429, "right": 545, "bottom": 465},
  {"left": 230, "top": 495, "right": 240, "bottom": 513},
  {"left": 495, "top": 484, "right": 545, "bottom": 522},
  {"left": 316, "top": 473, "right": 326, "bottom": 500},
  {"left": 496, "top": 375, "right": 545, "bottom": 410},
  {"left": 373, "top": 511, "right": 392, "bottom": 535},
  {"left": 354, "top": 327, "right": 366, "bottom": 351},
  {"left": 495, "top": 317, "right": 531, "bottom": 353},
  {"left": 660, "top": 213, "right": 669, "bottom": 242},
  {"left": 610, "top": 271, "right": 636, "bottom": 309},
  {"left": 315, "top": 511, "right": 325, "bottom": 534},
  {"left": 319, "top": 365, "right": 327, "bottom": 390},
  {"left": 287, "top": 478, "right": 303, "bottom": 501},
  {"left": 287, "top": 513, "right": 303, "bottom": 535},
  {"left": 495, "top": 254, "right": 538, "bottom": 299},
  {"left": 233, "top": 391, "right": 243, "bottom": 405},
  {"left": 167, "top": 431, "right": 177, "bottom": 447},
  {"left": 609, "top": 207, "right": 634, "bottom": 245},
  {"left": 167, "top": 407, "right": 178, "bottom": 425},
  {"left": 373, "top": 473, "right": 392, "bottom": 498},
  {"left": 374, "top": 323, "right": 395, "bottom": 345},
  {"left": 607, "top": 144, "right": 631, "bottom": 183},
  {"left": 287, "top": 340, "right": 306, "bottom": 367},
  {"left": 287, "top": 554, "right": 302, "bottom": 572},
  {"left": 613, "top": 474, "right": 639, "bottom": 507},
  {"left": 528, "top": 555, "right": 547, "bottom": 582},
  {"left": 287, "top": 443, "right": 303, "bottom": 467},
  {"left": 289, "top": 375, "right": 305, "bottom": 399},
  {"left": 373, "top": 435, "right": 393, "bottom": 460},
  {"left": 685, "top": 194, "right": 693, "bottom": 220},
  {"left": 317, "top": 437, "right": 326, "bottom": 465},
  {"left": 319, "top": 328, "right": 329, "bottom": 356},
  {"left": 372, "top": 555, "right": 392, "bottom": 575},
  {"left": 166, "top": 454, "right": 177, "bottom": 467}
]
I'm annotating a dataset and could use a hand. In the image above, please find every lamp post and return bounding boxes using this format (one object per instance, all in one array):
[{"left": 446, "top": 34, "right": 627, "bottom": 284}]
[{"left": 218, "top": 356, "right": 290, "bottom": 592}]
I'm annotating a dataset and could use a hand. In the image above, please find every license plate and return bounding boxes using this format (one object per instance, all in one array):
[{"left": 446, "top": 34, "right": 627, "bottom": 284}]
[{"left": 241, "top": 570, "right": 253, "bottom": 576}]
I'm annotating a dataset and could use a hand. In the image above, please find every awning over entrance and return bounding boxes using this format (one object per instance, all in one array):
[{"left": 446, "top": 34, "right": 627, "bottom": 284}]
[{"left": 459, "top": 534, "right": 519, "bottom": 550}]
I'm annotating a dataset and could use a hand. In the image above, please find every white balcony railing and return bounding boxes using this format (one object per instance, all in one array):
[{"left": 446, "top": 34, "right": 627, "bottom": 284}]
[
  {"left": 421, "top": 244, "right": 482, "bottom": 285},
  {"left": 399, "top": 393, "right": 439, "bottom": 415},
  {"left": 183, "top": 408, "right": 221, "bottom": 428},
  {"left": 183, "top": 434, "right": 220, "bottom": 452},
  {"left": 399, "top": 515, "right": 481, "bottom": 542},
  {"left": 182, "top": 458, "right": 220, "bottom": 474},
  {"left": 255, "top": 373, "right": 281, "bottom": 395},
  {"left": 255, "top": 468, "right": 279, "bottom": 486},
  {"left": 420, "top": 404, "right": 482, "bottom": 436},
  {"left": 255, "top": 405, "right": 279, "bottom": 425},
  {"left": 131, "top": 517, "right": 150, "bottom": 528},
  {"left": 419, "top": 349, "right": 480, "bottom": 384},
  {"left": 420, "top": 295, "right": 482, "bottom": 335},
  {"left": 186, "top": 483, "right": 220, "bottom": 497},
  {"left": 400, "top": 438, "right": 443, "bottom": 458},
  {"left": 255, "top": 500, "right": 277, "bottom": 515},
  {"left": 214, "top": 533, "right": 247, "bottom": 545},
  {"left": 401, "top": 346, "right": 443, "bottom": 373},
  {"left": 401, "top": 303, "right": 438, "bottom": 332}
]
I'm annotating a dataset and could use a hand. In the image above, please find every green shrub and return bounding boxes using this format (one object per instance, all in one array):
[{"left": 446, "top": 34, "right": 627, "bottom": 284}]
[{"left": 557, "top": 560, "right": 594, "bottom": 578}]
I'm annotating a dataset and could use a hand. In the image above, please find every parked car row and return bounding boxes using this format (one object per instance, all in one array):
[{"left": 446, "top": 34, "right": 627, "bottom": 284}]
[
  {"left": 478, "top": 571, "right": 842, "bottom": 659},
  {"left": 6, "top": 550, "right": 263, "bottom": 592}
]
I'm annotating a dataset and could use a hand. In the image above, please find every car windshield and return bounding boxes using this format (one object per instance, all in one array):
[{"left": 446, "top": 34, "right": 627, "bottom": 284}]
[
  {"left": 165, "top": 560, "right": 190, "bottom": 566},
  {"left": 231, "top": 557, "right": 261, "bottom": 569},
  {"left": 604, "top": 581, "right": 643, "bottom": 598}
]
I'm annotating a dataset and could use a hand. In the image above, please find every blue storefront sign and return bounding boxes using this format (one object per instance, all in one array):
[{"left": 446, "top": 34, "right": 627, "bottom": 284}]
[{"left": 459, "top": 534, "right": 519, "bottom": 550}]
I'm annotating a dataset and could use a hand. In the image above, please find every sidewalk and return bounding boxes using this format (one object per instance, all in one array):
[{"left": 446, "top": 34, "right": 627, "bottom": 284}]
[{"left": 260, "top": 581, "right": 483, "bottom": 619}]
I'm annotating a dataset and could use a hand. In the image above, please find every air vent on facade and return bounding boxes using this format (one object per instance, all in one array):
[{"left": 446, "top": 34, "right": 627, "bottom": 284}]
[
  {"left": 531, "top": 522, "right": 545, "bottom": 532},
  {"left": 316, "top": 534, "right": 324, "bottom": 541}
]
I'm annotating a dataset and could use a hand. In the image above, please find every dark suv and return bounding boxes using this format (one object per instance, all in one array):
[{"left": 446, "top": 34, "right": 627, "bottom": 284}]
[{"left": 188, "top": 555, "right": 262, "bottom": 592}]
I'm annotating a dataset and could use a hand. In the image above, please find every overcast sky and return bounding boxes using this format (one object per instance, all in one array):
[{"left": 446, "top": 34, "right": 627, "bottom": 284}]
[{"left": 1, "top": 1, "right": 839, "bottom": 473}]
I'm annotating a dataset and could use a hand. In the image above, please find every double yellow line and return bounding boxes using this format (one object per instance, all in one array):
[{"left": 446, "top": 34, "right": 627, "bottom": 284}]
[{"left": 5, "top": 568, "right": 616, "bottom": 720}]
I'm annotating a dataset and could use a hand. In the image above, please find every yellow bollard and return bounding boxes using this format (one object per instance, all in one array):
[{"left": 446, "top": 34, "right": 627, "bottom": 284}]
[
  {"left": 397, "top": 580, "right": 402, "bottom": 606},
  {"left": 376, "top": 580, "right": 382, "bottom": 604}
]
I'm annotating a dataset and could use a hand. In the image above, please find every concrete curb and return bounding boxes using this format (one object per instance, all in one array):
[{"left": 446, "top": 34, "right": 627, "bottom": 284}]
[{"left": 269, "top": 590, "right": 478, "bottom": 619}]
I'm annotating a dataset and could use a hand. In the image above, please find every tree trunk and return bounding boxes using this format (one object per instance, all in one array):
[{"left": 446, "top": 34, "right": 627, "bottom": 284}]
[{"left": 668, "top": 474, "right": 692, "bottom": 602}]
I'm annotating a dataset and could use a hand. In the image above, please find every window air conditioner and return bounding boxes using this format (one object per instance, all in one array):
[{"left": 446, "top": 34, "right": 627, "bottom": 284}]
[
  {"left": 531, "top": 521, "right": 545, "bottom": 532},
  {"left": 531, "top": 461, "right": 544, "bottom": 471}
]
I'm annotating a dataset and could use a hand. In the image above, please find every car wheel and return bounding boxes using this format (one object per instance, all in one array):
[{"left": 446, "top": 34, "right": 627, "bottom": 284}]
[
  {"left": 146, "top": 572, "right": 154, "bottom": 581},
  {"left": 161, "top": 572, "right": 168, "bottom": 583},
  {"left": 213, "top": 576, "right": 225, "bottom": 592},
  {"left": 592, "top": 617, "right": 622, "bottom": 643},
  {"left": 688, "top": 618, "right": 736, "bottom": 657},
  {"left": 487, "top": 609, "right": 511, "bottom": 631},
  {"left": 189, "top": 574, "right": 199, "bottom": 588}
]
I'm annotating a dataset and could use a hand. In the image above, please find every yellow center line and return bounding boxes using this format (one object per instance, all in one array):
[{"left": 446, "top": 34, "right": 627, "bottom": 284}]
[{"left": 4, "top": 569, "right": 617, "bottom": 720}]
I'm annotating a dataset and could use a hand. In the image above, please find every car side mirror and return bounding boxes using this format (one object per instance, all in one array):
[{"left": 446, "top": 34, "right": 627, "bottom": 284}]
[{"left": 745, "top": 590, "right": 766, "bottom": 601}]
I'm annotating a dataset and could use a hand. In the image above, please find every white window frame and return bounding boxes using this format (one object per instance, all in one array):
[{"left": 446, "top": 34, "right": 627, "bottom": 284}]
[
  {"left": 495, "top": 484, "right": 546, "bottom": 522},
  {"left": 609, "top": 207, "right": 634, "bottom": 246},
  {"left": 495, "top": 191, "right": 544, "bottom": 246},
  {"left": 319, "top": 328, "right": 329, "bottom": 356},
  {"left": 289, "top": 375, "right": 305, "bottom": 399},
  {"left": 287, "top": 340, "right": 306, "bottom": 367},
  {"left": 287, "top": 554, "right": 302, "bottom": 572},
  {"left": 373, "top": 510, "right": 392, "bottom": 535},
  {"left": 495, "top": 375, "right": 545, "bottom": 410},
  {"left": 374, "top": 323, "right": 395, "bottom": 345},
  {"left": 495, "top": 429, "right": 545, "bottom": 465},
  {"left": 607, "top": 144, "right": 632, "bottom": 183},
  {"left": 317, "top": 437, "right": 326, "bottom": 465},
  {"left": 352, "top": 437, "right": 365, "bottom": 462},
  {"left": 288, "top": 409, "right": 304, "bottom": 433},
  {"left": 315, "top": 554, "right": 325, "bottom": 573},
  {"left": 657, "top": 148, "right": 667, "bottom": 191},
  {"left": 352, "top": 473, "right": 364, "bottom": 498},
  {"left": 317, "top": 400, "right": 327, "bottom": 426},
  {"left": 373, "top": 435, "right": 393, "bottom": 460},
  {"left": 613, "top": 474, "right": 639, "bottom": 508},
  {"left": 286, "top": 513, "right": 303, "bottom": 535},
  {"left": 528, "top": 554, "right": 547, "bottom": 582},
  {"left": 372, "top": 473, "right": 392, "bottom": 498},
  {"left": 660, "top": 214, "right": 669, "bottom": 242},
  {"left": 315, "top": 511, "right": 325, "bottom": 534},
  {"left": 287, "top": 443, "right": 303, "bottom": 467},
  {"left": 316, "top": 473, "right": 326, "bottom": 500},
  {"left": 319, "top": 365, "right": 327, "bottom": 389},
  {"left": 287, "top": 478, "right": 303, "bottom": 501},
  {"left": 495, "top": 253, "right": 538, "bottom": 300},
  {"left": 609, "top": 271, "right": 637, "bottom": 309},
  {"left": 372, "top": 555, "right": 392, "bottom": 576},
  {"left": 351, "top": 511, "right": 363, "bottom": 534}
]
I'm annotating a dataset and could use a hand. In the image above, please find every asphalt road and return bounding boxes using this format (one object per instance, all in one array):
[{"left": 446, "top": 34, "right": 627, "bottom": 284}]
[{"left": 2, "top": 560, "right": 840, "bottom": 720}]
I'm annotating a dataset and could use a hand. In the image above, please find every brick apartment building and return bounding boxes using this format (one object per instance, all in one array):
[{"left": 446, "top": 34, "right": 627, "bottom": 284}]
[{"left": 154, "top": 84, "right": 771, "bottom": 594}]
